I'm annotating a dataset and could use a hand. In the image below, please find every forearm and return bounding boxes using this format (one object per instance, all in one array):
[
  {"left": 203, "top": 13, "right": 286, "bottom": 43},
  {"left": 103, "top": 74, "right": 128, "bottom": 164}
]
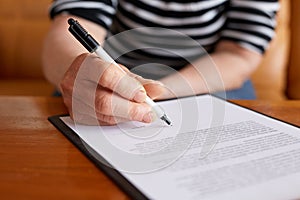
[
  {"left": 159, "top": 41, "right": 262, "bottom": 98},
  {"left": 42, "top": 15, "right": 107, "bottom": 89}
]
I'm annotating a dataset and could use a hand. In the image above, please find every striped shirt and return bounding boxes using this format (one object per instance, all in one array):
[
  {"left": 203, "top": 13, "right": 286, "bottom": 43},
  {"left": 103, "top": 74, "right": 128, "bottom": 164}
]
[{"left": 50, "top": 0, "right": 279, "bottom": 74}]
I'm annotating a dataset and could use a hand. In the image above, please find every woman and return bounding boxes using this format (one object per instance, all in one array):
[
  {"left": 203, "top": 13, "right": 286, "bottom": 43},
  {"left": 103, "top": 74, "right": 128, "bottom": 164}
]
[{"left": 42, "top": 0, "right": 279, "bottom": 125}]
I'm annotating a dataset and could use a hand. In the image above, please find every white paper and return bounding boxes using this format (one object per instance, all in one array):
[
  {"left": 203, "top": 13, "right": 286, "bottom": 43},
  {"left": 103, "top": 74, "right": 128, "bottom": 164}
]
[{"left": 61, "top": 94, "right": 300, "bottom": 200}]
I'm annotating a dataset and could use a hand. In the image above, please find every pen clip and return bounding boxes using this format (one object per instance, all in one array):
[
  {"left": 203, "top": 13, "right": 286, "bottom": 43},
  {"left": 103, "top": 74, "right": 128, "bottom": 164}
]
[{"left": 68, "top": 18, "right": 99, "bottom": 53}]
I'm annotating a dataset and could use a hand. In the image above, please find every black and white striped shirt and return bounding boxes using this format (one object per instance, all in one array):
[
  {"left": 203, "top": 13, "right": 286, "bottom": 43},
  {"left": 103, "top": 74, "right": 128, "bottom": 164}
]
[{"left": 50, "top": 0, "right": 279, "bottom": 72}]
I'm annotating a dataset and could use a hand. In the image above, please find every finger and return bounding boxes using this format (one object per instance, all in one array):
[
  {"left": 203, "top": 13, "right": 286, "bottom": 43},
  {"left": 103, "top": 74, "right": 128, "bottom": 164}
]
[
  {"left": 68, "top": 104, "right": 129, "bottom": 125},
  {"left": 96, "top": 114, "right": 129, "bottom": 125},
  {"left": 69, "top": 111, "right": 99, "bottom": 125},
  {"left": 95, "top": 87, "right": 155, "bottom": 123},
  {"left": 127, "top": 72, "right": 165, "bottom": 100},
  {"left": 77, "top": 55, "right": 148, "bottom": 103},
  {"left": 118, "top": 64, "right": 130, "bottom": 72},
  {"left": 100, "top": 66, "right": 148, "bottom": 103}
]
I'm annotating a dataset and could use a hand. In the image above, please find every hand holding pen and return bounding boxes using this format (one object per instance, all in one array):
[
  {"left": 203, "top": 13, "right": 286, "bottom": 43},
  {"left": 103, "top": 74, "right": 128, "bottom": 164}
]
[{"left": 60, "top": 18, "right": 172, "bottom": 126}]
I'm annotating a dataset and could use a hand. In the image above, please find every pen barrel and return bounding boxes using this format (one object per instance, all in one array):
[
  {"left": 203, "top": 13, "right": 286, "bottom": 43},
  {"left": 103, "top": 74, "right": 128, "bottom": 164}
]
[
  {"left": 94, "top": 47, "right": 118, "bottom": 66},
  {"left": 145, "top": 97, "right": 164, "bottom": 118}
]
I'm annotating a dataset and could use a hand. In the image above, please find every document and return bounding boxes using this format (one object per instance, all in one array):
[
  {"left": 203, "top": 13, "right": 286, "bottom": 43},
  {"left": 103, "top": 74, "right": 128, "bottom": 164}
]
[{"left": 60, "top": 94, "right": 300, "bottom": 200}]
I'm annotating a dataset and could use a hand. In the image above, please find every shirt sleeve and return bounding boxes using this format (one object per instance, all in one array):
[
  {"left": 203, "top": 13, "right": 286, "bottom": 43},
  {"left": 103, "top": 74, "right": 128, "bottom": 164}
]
[
  {"left": 49, "top": 0, "right": 118, "bottom": 30},
  {"left": 220, "top": 0, "right": 280, "bottom": 54}
]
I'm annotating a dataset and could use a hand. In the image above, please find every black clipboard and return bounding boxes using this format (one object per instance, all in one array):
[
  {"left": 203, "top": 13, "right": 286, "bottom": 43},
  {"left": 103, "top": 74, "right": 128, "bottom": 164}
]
[
  {"left": 48, "top": 115, "right": 149, "bottom": 200},
  {"left": 48, "top": 95, "right": 299, "bottom": 199}
]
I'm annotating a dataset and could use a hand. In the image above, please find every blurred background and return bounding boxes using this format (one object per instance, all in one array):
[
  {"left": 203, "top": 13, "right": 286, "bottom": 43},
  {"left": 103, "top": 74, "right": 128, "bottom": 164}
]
[{"left": 0, "top": 0, "right": 299, "bottom": 100}]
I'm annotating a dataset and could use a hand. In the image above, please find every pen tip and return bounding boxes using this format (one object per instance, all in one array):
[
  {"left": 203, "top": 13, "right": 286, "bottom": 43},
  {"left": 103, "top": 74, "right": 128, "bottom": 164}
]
[{"left": 161, "top": 115, "right": 172, "bottom": 126}]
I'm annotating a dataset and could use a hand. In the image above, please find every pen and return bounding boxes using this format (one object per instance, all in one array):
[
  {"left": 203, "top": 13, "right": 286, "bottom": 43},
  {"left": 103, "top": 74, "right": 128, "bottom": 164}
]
[{"left": 67, "top": 18, "right": 172, "bottom": 126}]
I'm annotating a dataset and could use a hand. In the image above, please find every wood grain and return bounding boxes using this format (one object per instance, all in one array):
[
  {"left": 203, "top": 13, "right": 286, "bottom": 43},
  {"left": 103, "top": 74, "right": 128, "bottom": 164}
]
[{"left": 0, "top": 96, "right": 299, "bottom": 199}]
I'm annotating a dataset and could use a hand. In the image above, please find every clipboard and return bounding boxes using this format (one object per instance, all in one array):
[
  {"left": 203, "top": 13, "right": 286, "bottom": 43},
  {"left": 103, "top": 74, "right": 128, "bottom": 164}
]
[
  {"left": 48, "top": 115, "right": 149, "bottom": 200},
  {"left": 48, "top": 95, "right": 300, "bottom": 200}
]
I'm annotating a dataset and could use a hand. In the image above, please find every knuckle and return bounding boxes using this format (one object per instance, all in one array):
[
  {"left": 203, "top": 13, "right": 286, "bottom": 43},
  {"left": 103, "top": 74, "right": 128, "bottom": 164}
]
[
  {"left": 60, "top": 76, "right": 75, "bottom": 96},
  {"left": 96, "top": 92, "right": 112, "bottom": 115},
  {"left": 128, "top": 105, "right": 142, "bottom": 121},
  {"left": 99, "top": 67, "right": 123, "bottom": 90},
  {"left": 98, "top": 114, "right": 117, "bottom": 126}
]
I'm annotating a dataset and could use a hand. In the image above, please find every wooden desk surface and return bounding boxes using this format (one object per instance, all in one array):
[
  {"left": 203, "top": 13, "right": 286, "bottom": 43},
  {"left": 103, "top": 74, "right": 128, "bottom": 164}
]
[{"left": 0, "top": 96, "right": 299, "bottom": 199}]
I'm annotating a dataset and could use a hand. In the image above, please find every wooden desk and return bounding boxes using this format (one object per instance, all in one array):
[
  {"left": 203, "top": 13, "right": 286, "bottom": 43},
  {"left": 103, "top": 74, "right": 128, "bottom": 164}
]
[{"left": 0, "top": 96, "right": 299, "bottom": 199}]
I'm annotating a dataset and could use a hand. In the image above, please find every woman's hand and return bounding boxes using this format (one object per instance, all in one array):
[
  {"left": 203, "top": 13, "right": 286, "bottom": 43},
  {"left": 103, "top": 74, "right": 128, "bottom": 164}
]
[{"left": 60, "top": 53, "right": 165, "bottom": 125}]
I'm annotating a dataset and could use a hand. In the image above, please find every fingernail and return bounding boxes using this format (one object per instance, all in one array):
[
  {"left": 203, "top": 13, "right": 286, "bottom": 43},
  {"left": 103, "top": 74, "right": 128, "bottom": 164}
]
[
  {"left": 142, "top": 112, "right": 156, "bottom": 123},
  {"left": 133, "top": 90, "right": 147, "bottom": 102}
]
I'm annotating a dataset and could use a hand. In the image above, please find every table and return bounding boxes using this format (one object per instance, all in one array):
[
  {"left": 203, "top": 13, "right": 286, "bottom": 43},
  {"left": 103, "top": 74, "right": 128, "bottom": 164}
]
[{"left": 0, "top": 96, "right": 299, "bottom": 199}]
